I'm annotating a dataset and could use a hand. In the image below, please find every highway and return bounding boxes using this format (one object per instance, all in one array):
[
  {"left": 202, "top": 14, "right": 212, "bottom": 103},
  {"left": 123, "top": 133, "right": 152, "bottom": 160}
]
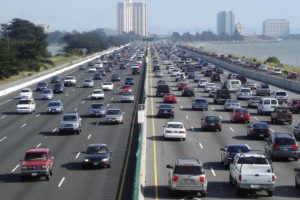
[
  {"left": 144, "top": 44, "right": 300, "bottom": 200},
  {"left": 0, "top": 46, "right": 143, "bottom": 200}
]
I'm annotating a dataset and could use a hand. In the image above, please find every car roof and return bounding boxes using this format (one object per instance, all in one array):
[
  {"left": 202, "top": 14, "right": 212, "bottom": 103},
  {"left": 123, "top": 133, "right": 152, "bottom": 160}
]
[
  {"left": 167, "top": 122, "right": 183, "bottom": 125},
  {"left": 273, "top": 133, "right": 294, "bottom": 138},
  {"left": 176, "top": 159, "right": 202, "bottom": 166},
  {"left": 27, "top": 148, "right": 50, "bottom": 153},
  {"left": 87, "top": 144, "right": 108, "bottom": 148}
]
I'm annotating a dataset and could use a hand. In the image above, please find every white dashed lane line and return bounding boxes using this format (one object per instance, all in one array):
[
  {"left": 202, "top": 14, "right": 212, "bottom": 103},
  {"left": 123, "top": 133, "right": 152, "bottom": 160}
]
[
  {"left": 253, "top": 116, "right": 259, "bottom": 121},
  {"left": 219, "top": 115, "right": 223, "bottom": 120},
  {"left": 35, "top": 114, "right": 40, "bottom": 118},
  {"left": 74, "top": 108, "right": 78, "bottom": 112},
  {"left": 229, "top": 127, "right": 235, "bottom": 132},
  {"left": 36, "top": 143, "right": 42, "bottom": 148},
  {"left": 211, "top": 168, "right": 216, "bottom": 176},
  {"left": 75, "top": 152, "right": 80, "bottom": 159},
  {"left": 87, "top": 134, "right": 92, "bottom": 140},
  {"left": 52, "top": 128, "right": 57, "bottom": 133},
  {"left": 211, "top": 106, "right": 215, "bottom": 110},
  {"left": 0, "top": 136, "right": 7, "bottom": 142},
  {"left": 186, "top": 115, "right": 189, "bottom": 119},
  {"left": 58, "top": 177, "right": 66, "bottom": 188},
  {"left": 198, "top": 142, "right": 203, "bottom": 150},
  {"left": 66, "top": 94, "right": 69, "bottom": 97},
  {"left": 0, "top": 99, "right": 12, "bottom": 106},
  {"left": 270, "top": 128, "right": 275, "bottom": 132},
  {"left": 180, "top": 105, "right": 183, "bottom": 109},
  {"left": 11, "top": 164, "right": 20, "bottom": 173},
  {"left": 20, "top": 123, "right": 26, "bottom": 128},
  {"left": 1, "top": 115, "right": 7, "bottom": 119}
]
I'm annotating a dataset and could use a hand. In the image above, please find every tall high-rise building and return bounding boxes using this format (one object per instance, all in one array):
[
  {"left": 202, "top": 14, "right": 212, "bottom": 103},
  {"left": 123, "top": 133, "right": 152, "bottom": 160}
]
[
  {"left": 262, "top": 19, "right": 289, "bottom": 37},
  {"left": 235, "top": 22, "right": 244, "bottom": 35},
  {"left": 217, "top": 11, "right": 235, "bottom": 36},
  {"left": 117, "top": 0, "right": 148, "bottom": 36}
]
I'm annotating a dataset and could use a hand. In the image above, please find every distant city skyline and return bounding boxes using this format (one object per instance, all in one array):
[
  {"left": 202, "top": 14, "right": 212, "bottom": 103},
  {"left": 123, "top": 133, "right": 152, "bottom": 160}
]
[{"left": 0, "top": 0, "right": 300, "bottom": 34}]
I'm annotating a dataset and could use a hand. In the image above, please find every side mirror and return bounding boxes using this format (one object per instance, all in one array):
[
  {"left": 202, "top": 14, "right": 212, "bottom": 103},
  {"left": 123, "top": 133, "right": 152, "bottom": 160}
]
[{"left": 166, "top": 164, "right": 172, "bottom": 169}]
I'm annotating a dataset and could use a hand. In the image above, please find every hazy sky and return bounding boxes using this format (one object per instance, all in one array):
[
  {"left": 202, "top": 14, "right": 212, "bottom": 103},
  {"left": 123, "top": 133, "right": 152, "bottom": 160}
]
[{"left": 0, "top": 0, "right": 299, "bottom": 34}]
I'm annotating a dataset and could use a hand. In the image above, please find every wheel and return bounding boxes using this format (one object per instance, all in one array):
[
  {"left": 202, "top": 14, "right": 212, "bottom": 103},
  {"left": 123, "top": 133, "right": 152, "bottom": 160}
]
[
  {"left": 106, "top": 164, "right": 111, "bottom": 168},
  {"left": 50, "top": 169, "right": 53, "bottom": 176},
  {"left": 296, "top": 178, "right": 300, "bottom": 188},
  {"left": 235, "top": 185, "right": 241, "bottom": 196},
  {"left": 219, "top": 128, "right": 222, "bottom": 132},
  {"left": 289, "top": 121, "right": 292, "bottom": 125},
  {"left": 45, "top": 175, "right": 50, "bottom": 181},
  {"left": 229, "top": 174, "right": 234, "bottom": 185},
  {"left": 201, "top": 191, "right": 207, "bottom": 197},
  {"left": 267, "top": 190, "right": 273, "bottom": 196}
]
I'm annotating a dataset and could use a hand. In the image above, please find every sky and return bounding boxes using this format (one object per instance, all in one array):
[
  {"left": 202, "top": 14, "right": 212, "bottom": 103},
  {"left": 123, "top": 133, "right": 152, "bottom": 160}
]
[{"left": 0, "top": 0, "right": 299, "bottom": 34}]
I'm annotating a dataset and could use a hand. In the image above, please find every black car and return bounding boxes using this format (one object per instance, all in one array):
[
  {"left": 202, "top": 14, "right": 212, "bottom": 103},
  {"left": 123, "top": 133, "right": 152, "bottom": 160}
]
[
  {"left": 124, "top": 77, "right": 135, "bottom": 85},
  {"left": 105, "top": 66, "right": 112, "bottom": 72},
  {"left": 236, "top": 74, "right": 247, "bottom": 85},
  {"left": 156, "top": 104, "right": 174, "bottom": 118},
  {"left": 36, "top": 81, "right": 48, "bottom": 91},
  {"left": 93, "top": 73, "right": 103, "bottom": 80},
  {"left": 82, "top": 144, "right": 112, "bottom": 168},
  {"left": 247, "top": 121, "right": 271, "bottom": 139},
  {"left": 187, "top": 72, "right": 195, "bottom": 79},
  {"left": 213, "top": 89, "right": 231, "bottom": 104},
  {"left": 119, "top": 63, "right": 126, "bottom": 69},
  {"left": 211, "top": 73, "right": 221, "bottom": 82},
  {"left": 201, "top": 115, "right": 222, "bottom": 131},
  {"left": 132, "top": 67, "right": 140, "bottom": 75},
  {"left": 214, "top": 68, "right": 224, "bottom": 74},
  {"left": 156, "top": 84, "right": 170, "bottom": 97},
  {"left": 220, "top": 144, "right": 251, "bottom": 168},
  {"left": 99, "top": 69, "right": 106, "bottom": 76},
  {"left": 182, "top": 87, "right": 194, "bottom": 97},
  {"left": 204, "top": 70, "right": 213, "bottom": 77},
  {"left": 52, "top": 83, "right": 64, "bottom": 93},
  {"left": 50, "top": 76, "right": 61, "bottom": 83},
  {"left": 111, "top": 74, "right": 121, "bottom": 81}
]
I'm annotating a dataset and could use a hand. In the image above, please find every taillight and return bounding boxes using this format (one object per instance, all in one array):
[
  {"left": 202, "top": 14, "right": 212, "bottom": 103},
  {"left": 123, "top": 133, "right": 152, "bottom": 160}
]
[
  {"left": 292, "top": 144, "right": 299, "bottom": 149},
  {"left": 238, "top": 175, "right": 242, "bottom": 182},
  {"left": 179, "top": 131, "right": 186, "bottom": 134},
  {"left": 172, "top": 175, "right": 178, "bottom": 182},
  {"left": 273, "top": 144, "right": 280, "bottom": 149},
  {"left": 272, "top": 175, "right": 276, "bottom": 182},
  {"left": 199, "top": 175, "right": 206, "bottom": 183}
]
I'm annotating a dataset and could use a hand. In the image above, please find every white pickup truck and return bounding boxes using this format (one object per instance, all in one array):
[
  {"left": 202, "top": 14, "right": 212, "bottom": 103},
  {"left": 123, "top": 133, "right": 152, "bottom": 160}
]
[{"left": 229, "top": 152, "right": 276, "bottom": 196}]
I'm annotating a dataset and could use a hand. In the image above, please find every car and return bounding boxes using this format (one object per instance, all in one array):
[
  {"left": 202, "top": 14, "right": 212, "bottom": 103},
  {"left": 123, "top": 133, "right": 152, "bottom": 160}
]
[
  {"left": 50, "top": 75, "right": 61, "bottom": 83},
  {"left": 192, "top": 98, "right": 208, "bottom": 110},
  {"left": 59, "top": 113, "right": 82, "bottom": 134},
  {"left": 231, "top": 108, "right": 251, "bottom": 123},
  {"left": 204, "top": 83, "right": 216, "bottom": 92},
  {"left": 256, "top": 83, "right": 271, "bottom": 96},
  {"left": 124, "top": 77, "right": 135, "bottom": 85},
  {"left": 156, "top": 104, "right": 174, "bottom": 118},
  {"left": 163, "top": 122, "right": 186, "bottom": 140},
  {"left": 79, "top": 65, "right": 86, "bottom": 70},
  {"left": 105, "top": 108, "right": 124, "bottom": 124},
  {"left": 201, "top": 115, "right": 222, "bottom": 131},
  {"left": 120, "top": 85, "right": 132, "bottom": 93},
  {"left": 244, "top": 81, "right": 257, "bottom": 90},
  {"left": 257, "top": 97, "right": 278, "bottom": 115},
  {"left": 247, "top": 121, "right": 271, "bottom": 139},
  {"left": 64, "top": 76, "right": 77, "bottom": 87},
  {"left": 247, "top": 96, "right": 261, "bottom": 108},
  {"left": 111, "top": 74, "right": 121, "bottom": 81},
  {"left": 294, "top": 123, "right": 300, "bottom": 140},
  {"left": 187, "top": 72, "right": 195, "bottom": 79},
  {"left": 272, "top": 68, "right": 282, "bottom": 75},
  {"left": 102, "top": 82, "right": 114, "bottom": 91},
  {"left": 163, "top": 94, "right": 177, "bottom": 104},
  {"left": 82, "top": 144, "right": 112, "bottom": 169},
  {"left": 91, "top": 89, "right": 105, "bottom": 99},
  {"left": 224, "top": 99, "right": 241, "bottom": 111},
  {"left": 287, "top": 72, "right": 298, "bottom": 79},
  {"left": 39, "top": 89, "right": 54, "bottom": 100},
  {"left": 154, "top": 70, "right": 163, "bottom": 77},
  {"left": 52, "top": 83, "right": 64, "bottom": 93},
  {"left": 166, "top": 159, "right": 207, "bottom": 197},
  {"left": 287, "top": 98, "right": 300, "bottom": 113},
  {"left": 16, "top": 98, "right": 36, "bottom": 114},
  {"left": 89, "top": 103, "right": 106, "bottom": 117},
  {"left": 236, "top": 74, "right": 247, "bottom": 85},
  {"left": 295, "top": 168, "right": 300, "bottom": 188},
  {"left": 273, "top": 90, "right": 288, "bottom": 104},
  {"left": 211, "top": 73, "right": 221, "bottom": 82},
  {"left": 171, "top": 69, "right": 181, "bottom": 77},
  {"left": 214, "top": 89, "right": 230, "bottom": 104},
  {"left": 181, "top": 87, "right": 194, "bottom": 97},
  {"left": 132, "top": 66, "right": 141, "bottom": 75},
  {"left": 198, "top": 79, "right": 208, "bottom": 88},
  {"left": 47, "top": 100, "right": 63, "bottom": 114},
  {"left": 156, "top": 84, "right": 170, "bottom": 97},
  {"left": 88, "top": 67, "right": 97, "bottom": 73},
  {"left": 178, "top": 82, "right": 189, "bottom": 91},
  {"left": 270, "top": 107, "right": 292, "bottom": 124},
  {"left": 265, "top": 133, "right": 299, "bottom": 161},
  {"left": 175, "top": 73, "right": 186, "bottom": 82},
  {"left": 209, "top": 87, "right": 217, "bottom": 97},
  {"left": 220, "top": 144, "right": 251, "bottom": 168},
  {"left": 258, "top": 64, "right": 268, "bottom": 71},
  {"left": 237, "top": 87, "right": 252, "bottom": 100},
  {"left": 120, "top": 91, "right": 135, "bottom": 102},
  {"left": 19, "top": 88, "right": 33, "bottom": 99},
  {"left": 36, "top": 81, "right": 48, "bottom": 91},
  {"left": 20, "top": 148, "right": 54, "bottom": 181},
  {"left": 82, "top": 79, "right": 94, "bottom": 88},
  {"left": 93, "top": 73, "right": 103, "bottom": 80},
  {"left": 194, "top": 74, "right": 202, "bottom": 83}
]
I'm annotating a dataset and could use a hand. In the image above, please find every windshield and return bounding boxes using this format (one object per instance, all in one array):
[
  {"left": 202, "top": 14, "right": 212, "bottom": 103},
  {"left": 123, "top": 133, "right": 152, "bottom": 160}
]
[
  {"left": 253, "top": 123, "right": 269, "bottom": 129},
  {"left": 21, "top": 89, "right": 30, "bottom": 93},
  {"left": 63, "top": 115, "right": 77, "bottom": 121},
  {"left": 159, "top": 104, "right": 172, "bottom": 109},
  {"left": 107, "top": 110, "right": 121, "bottom": 115},
  {"left": 241, "top": 89, "right": 250, "bottom": 92},
  {"left": 18, "top": 100, "right": 32, "bottom": 104},
  {"left": 195, "top": 99, "right": 207, "bottom": 103},
  {"left": 49, "top": 102, "right": 61, "bottom": 107},
  {"left": 276, "top": 92, "right": 287, "bottom": 96},
  {"left": 91, "top": 104, "right": 104, "bottom": 109},
  {"left": 227, "top": 146, "right": 250, "bottom": 153},
  {"left": 93, "top": 90, "right": 103, "bottom": 94},
  {"left": 87, "top": 146, "right": 109, "bottom": 154},
  {"left": 174, "top": 166, "right": 203, "bottom": 175},
  {"left": 275, "top": 138, "right": 296, "bottom": 145},
  {"left": 103, "top": 83, "right": 112, "bottom": 85},
  {"left": 25, "top": 152, "right": 48, "bottom": 161}
]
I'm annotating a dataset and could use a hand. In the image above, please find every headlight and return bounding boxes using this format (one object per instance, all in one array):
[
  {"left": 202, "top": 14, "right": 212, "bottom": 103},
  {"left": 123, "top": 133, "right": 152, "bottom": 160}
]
[
  {"left": 84, "top": 159, "right": 90, "bottom": 162},
  {"left": 21, "top": 166, "right": 27, "bottom": 170},
  {"left": 102, "top": 158, "right": 109, "bottom": 162}
]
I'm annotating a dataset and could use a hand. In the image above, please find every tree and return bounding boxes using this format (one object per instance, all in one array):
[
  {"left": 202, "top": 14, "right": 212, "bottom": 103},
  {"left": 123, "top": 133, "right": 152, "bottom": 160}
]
[{"left": 264, "top": 57, "right": 280, "bottom": 64}]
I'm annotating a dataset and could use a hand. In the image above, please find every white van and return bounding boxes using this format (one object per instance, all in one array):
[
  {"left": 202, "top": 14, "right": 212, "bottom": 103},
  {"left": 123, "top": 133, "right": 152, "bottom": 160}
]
[
  {"left": 226, "top": 79, "right": 241, "bottom": 92},
  {"left": 257, "top": 97, "right": 278, "bottom": 115}
]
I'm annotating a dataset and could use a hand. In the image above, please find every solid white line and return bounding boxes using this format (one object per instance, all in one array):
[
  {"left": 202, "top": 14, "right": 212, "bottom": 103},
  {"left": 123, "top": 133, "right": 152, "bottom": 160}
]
[
  {"left": 186, "top": 115, "right": 189, "bottom": 119},
  {"left": 87, "top": 134, "right": 91, "bottom": 140},
  {"left": 0, "top": 99, "right": 12, "bottom": 106},
  {"left": 211, "top": 168, "right": 216, "bottom": 176},
  {"left": 11, "top": 164, "right": 20, "bottom": 173},
  {"left": 253, "top": 116, "right": 259, "bottom": 120},
  {"left": 229, "top": 127, "right": 235, "bottom": 132},
  {"left": 0, "top": 136, "right": 7, "bottom": 142},
  {"left": 270, "top": 128, "right": 275, "bottom": 132},
  {"left": 52, "top": 128, "right": 57, "bottom": 133},
  {"left": 198, "top": 142, "right": 203, "bottom": 150},
  {"left": 211, "top": 106, "right": 215, "bottom": 110},
  {"left": 35, "top": 114, "right": 40, "bottom": 118},
  {"left": 1, "top": 115, "right": 7, "bottom": 119},
  {"left": 36, "top": 143, "right": 42, "bottom": 148},
  {"left": 219, "top": 115, "right": 223, "bottom": 120},
  {"left": 58, "top": 177, "right": 65, "bottom": 188},
  {"left": 20, "top": 123, "right": 26, "bottom": 128},
  {"left": 75, "top": 152, "right": 80, "bottom": 159}
]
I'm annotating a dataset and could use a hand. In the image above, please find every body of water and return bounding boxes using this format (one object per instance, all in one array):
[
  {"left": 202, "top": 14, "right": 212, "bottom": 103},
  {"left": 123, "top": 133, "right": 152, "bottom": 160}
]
[{"left": 191, "top": 41, "right": 300, "bottom": 67}]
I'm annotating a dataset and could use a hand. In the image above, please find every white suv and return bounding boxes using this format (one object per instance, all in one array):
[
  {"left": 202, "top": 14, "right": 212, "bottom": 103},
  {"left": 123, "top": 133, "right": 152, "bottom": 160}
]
[
  {"left": 273, "top": 90, "right": 288, "bottom": 104},
  {"left": 257, "top": 97, "right": 278, "bottom": 115}
]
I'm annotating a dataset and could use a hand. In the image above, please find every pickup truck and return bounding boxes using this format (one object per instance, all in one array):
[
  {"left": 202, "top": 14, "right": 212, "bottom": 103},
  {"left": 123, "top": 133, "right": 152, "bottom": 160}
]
[
  {"left": 270, "top": 107, "right": 293, "bottom": 124},
  {"left": 21, "top": 148, "right": 54, "bottom": 181},
  {"left": 229, "top": 152, "right": 276, "bottom": 196}
]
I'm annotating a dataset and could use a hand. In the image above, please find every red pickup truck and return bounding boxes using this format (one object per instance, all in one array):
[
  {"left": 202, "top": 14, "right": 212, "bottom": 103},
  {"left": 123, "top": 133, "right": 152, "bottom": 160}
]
[
  {"left": 270, "top": 107, "right": 293, "bottom": 125},
  {"left": 21, "top": 148, "right": 54, "bottom": 181}
]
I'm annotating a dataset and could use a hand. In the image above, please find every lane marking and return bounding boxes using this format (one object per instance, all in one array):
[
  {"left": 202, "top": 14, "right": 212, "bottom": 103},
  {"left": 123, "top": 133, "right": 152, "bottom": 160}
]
[
  {"left": 75, "top": 152, "right": 80, "bottom": 159},
  {"left": 270, "top": 128, "right": 275, "bottom": 132},
  {"left": 81, "top": 100, "right": 85, "bottom": 104},
  {"left": 180, "top": 105, "right": 183, "bottom": 109},
  {"left": 52, "top": 128, "right": 57, "bottom": 133},
  {"left": 253, "top": 116, "right": 258, "bottom": 121},
  {"left": 111, "top": 97, "right": 114, "bottom": 100},
  {"left": 191, "top": 126, "right": 194, "bottom": 131},
  {"left": 20, "top": 123, "right": 26, "bottom": 128},
  {"left": 58, "top": 177, "right": 65, "bottom": 188},
  {"left": 66, "top": 94, "right": 69, "bottom": 97},
  {"left": 1, "top": 115, "right": 7, "bottom": 119},
  {"left": 11, "top": 164, "right": 20, "bottom": 173},
  {"left": 198, "top": 142, "right": 203, "bottom": 150},
  {"left": 229, "top": 127, "right": 235, "bottom": 132},
  {"left": 0, "top": 99, "right": 12, "bottom": 106},
  {"left": 74, "top": 108, "right": 78, "bottom": 112},
  {"left": 211, "top": 106, "right": 215, "bottom": 110},
  {"left": 219, "top": 115, "right": 223, "bottom": 120},
  {"left": 107, "top": 104, "right": 110, "bottom": 107},
  {"left": 0, "top": 136, "right": 7, "bottom": 142},
  {"left": 211, "top": 168, "right": 216, "bottom": 176},
  {"left": 87, "top": 134, "right": 91, "bottom": 140},
  {"left": 35, "top": 114, "right": 40, "bottom": 118},
  {"left": 185, "top": 115, "right": 189, "bottom": 119},
  {"left": 36, "top": 143, "right": 42, "bottom": 148}
]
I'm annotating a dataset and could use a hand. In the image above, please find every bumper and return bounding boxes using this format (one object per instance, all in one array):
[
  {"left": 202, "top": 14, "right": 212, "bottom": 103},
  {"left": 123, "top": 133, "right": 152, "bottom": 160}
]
[
  {"left": 21, "top": 170, "right": 49, "bottom": 177},
  {"left": 237, "top": 182, "right": 274, "bottom": 191},
  {"left": 272, "top": 151, "right": 298, "bottom": 158},
  {"left": 192, "top": 105, "right": 208, "bottom": 110},
  {"left": 83, "top": 161, "right": 110, "bottom": 167},
  {"left": 169, "top": 184, "right": 207, "bottom": 192},
  {"left": 164, "top": 133, "right": 186, "bottom": 139}
]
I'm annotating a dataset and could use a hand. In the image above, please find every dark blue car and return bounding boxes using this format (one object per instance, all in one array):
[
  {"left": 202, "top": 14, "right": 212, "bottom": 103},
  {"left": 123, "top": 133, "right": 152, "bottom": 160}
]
[
  {"left": 192, "top": 98, "right": 208, "bottom": 110},
  {"left": 82, "top": 144, "right": 112, "bottom": 168}
]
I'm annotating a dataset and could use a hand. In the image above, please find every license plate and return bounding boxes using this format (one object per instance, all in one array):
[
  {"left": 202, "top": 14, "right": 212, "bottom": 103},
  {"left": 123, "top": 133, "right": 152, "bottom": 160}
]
[
  {"left": 259, "top": 134, "right": 264, "bottom": 137},
  {"left": 210, "top": 123, "right": 215, "bottom": 126},
  {"left": 93, "top": 162, "right": 99, "bottom": 165},
  {"left": 282, "top": 148, "right": 288, "bottom": 151},
  {"left": 184, "top": 179, "right": 192, "bottom": 184},
  {"left": 240, "top": 115, "right": 244, "bottom": 118},
  {"left": 164, "top": 111, "right": 168, "bottom": 113},
  {"left": 31, "top": 173, "right": 37, "bottom": 176},
  {"left": 251, "top": 185, "right": 260, "bottom": 189}
]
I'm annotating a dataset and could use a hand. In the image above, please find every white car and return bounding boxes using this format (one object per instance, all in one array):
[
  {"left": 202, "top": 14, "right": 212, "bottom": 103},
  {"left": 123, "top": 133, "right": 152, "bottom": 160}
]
[
  {"left": 16, "top": 98, "right": 36, "bottom": 114},
  {"left": 204, "top": 83, "right": 216, "bottom": 92},
  {"left": 91, "top": 89, "right": 105, "bottom": 99},
  {"left": 102, "top": 82, "right": 114, "bottom": 91},
  {"left": 272, "top": 68, "right": 282, "bottom": 75},
  {"left": 163, "top": 122, "right": 186, "bottom": 141},
  {"left": 258, "top": 64, "right": 268, "bottom": 71},
  {"left": 224, "top": 99, "right": 241, "bottom": 111},
  {"left": 168, "top": 67, "right": 175, "bottom": 73},
  {"left": 198, "top": 79, "right": 208, "bottom": 88},
  {"left": 39, "top": 89, "right": 54, "bottom": 100},
  {"left": 237, "top": 87, "right": 252, "bottom": 100},
  {"left": 19, "top": 88, "right": 33, "bottom": 99},
  {"left": 88, "top": 67, "right": 97, "bottom": 73},
  {"left": 273, "top": 90, "right": 288, "bottom": 104},
  {"left": 120, "top": 91, "right": 134, "bottom": 102},
  {"left": 171, "top": 69, "right": 181, "bottom": 77},
  {"left": 83, "top": 79, "right": 94, "bottom": 88},
  {"left": 95, "top": 62, "right": 103, "bottom": 69}
]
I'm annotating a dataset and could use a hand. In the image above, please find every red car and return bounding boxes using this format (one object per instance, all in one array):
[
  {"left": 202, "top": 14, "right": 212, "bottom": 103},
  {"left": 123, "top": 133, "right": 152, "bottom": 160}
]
[
  {"left": 178, "top": 82, "right": 189, "bottom": 91},
  {"left": 287, "top": 72, "right": 298, "bottom": 79},
  {"left": 231, "top": 108, "right": 251, "bottom": 123},
  {"left": 287, "top": 98, "right": 300, "bottom": 113},
  {"left": 121, "top": 85, "right": 132, "bottom": 93},
  {"left": 163, "top": 94, "right": 177, "bottom": 104}
]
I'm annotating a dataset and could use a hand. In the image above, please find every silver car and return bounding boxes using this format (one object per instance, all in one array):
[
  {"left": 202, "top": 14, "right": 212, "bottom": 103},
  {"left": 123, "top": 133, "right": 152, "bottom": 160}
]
[
  {"left": 47, "top": 100, "right": 63, "bottom": 114},
  {"left": 39, "top": 89, "right": 54, "bottom": 100},
  {"left": 89, "top": 103, "right": 106, "bottom": 117},
  {"left": 247, "top": 96, "right": 261, "bottom": 108},
  {"left": 120, "top": 91, "right": 134, "bottom": 102},
  {"left": 224, "top": 99, "right": 241, "bottom": 111},
  {"left": 83, "top": 79, "right": 94, "bottom": 88},
  {"left": 166, "top": 159, "right": 207, "bottom": 197},
  {"left": 105, "top": 108, "right": 124, "bottom": 124},
  {"left": 59, "top": 113, "right": 82, "bottom": 134}
]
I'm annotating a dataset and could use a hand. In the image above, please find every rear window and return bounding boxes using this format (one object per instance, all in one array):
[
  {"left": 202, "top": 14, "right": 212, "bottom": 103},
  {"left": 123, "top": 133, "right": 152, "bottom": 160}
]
[
  {"left": 275, "top": 138, "right": 296, "bottom": 145},
  {"left": 241, "top": 89, "right": 251, "bottom": 92},
  {"left": 276, "top": 92, "right": 286, "bottom": 96},
  {"left": 237, "top": 156, "right": 268, "bottom": 164},
  {"left": 195, "top": 99, "right": 207, "bottom": 103},
  {"left": 167, "top": 123, "right": 183, "bottom": 129},
  {"left": 205, "top": 116, "right": 219, "bottom": 122},
  {"left": 253, "top": 123, "right": 268, "bottom": 129},
  {"left": 174, "top": 165, "right": 203, "bottom": 175},
  {"left": 227, "top": 146, "right": 250, "bottom": 153},
  {"left": 292, "top": 100, "right": 300, "bottom": 104},
  {"left": 261, "top": 84, "right": 269, "bottom": 89},
  {"left": 263, "top": 100, "right": 271, "bottom": 104}
]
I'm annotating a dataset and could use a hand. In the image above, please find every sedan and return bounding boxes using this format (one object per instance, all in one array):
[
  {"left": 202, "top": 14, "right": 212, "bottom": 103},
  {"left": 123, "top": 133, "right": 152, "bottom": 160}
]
[
  {"left": 89, "top": 103, "right": 106, "bottom": 117},
  {"left": 192, "top": 98, "right": 208, "bottom": 111},
  {"left": 120, "top": 91, "right": 135, "bottom": 102},
  {"left": 39, "top": 89, "right": 54, "bottom": 100},
  {"left": 36, "top": 81, "right": 48, "bottom": 91},
  {"left": 163, "top": 94, "right": 177, "bottom": 104},
  {"left": 121, "top": 85, "right": 132, "bottom": 93},
  {"left": 198, "top": 79, "right": 208, "bottom": 88},
  {"left": 247, "top": 96, "right": 261, "bottom": 108},
  {"left": 91, "top": 89, "right": 105, "bottom": 99},
  {"left": 47, "top": 100, "right": 63, "bottom": 114},
  {"left": 52, "top": 83, "right": 64, "bottom": 93},
  {"left": 82, "top": 144, "right": 112, "bottom": 168},
  {"left": 293, "top": 123, "right": 300, "bottom": 140},
  {"left": 245, "top": 81, "right": 257, "bottom": 90},
  {"left": 201, "top": 115, "right": 222, "bottom": 131},
  {"left": 163, "top": 122, "right": 186, "bottom": 141},
  {"left": 19, "top": 88, "right": 33, "bottom": 99},
  {"left": 224, "top": 99, "right": 241, "bottom": 111},
  {"left": 102, "top": 82, "right": 114, "bottom": 91},
  {"left": 83, "top": 79, "right": 94, "bottom": 88},
  {"left": 247, "top": 121, "right": 271, "bottom": 139},
  {"left": 50, "top": 75, "right": 61, "bottom": 83},
  {"left": 204, "top": 83, "right": 216, "bottom": 92},
  {"left": 156, "top": 104, "right": 174, "bottom": 118},
  {"left": 105, "top": 108, "right": 124, "bottom": 124},
  {"left": 231, "top": 108, "right": 251, "bottom": 123},
  {"left": 220, "top": 144, "right": 251, "bottom": 168},
  {"left": 124, "top": 77, "right": 135, "bottom": 85},
  {"left": 182, "top": 87, "right": 194, "bottom": 97},
  {"left": 111, "top": 74, "right": 121, "bottom": 82},
  {"left": 178, "top": 82, "right": 189, "bottom": 91},
  {"left": 209, "top": 87, "right": 217, "bottom": 97}
]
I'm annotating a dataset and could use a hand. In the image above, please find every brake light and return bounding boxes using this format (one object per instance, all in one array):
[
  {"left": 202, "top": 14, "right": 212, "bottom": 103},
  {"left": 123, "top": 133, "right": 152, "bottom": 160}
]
[
  {"left": 292, "top": 144, "right": 299, "bottom": 149},
  {"left": 179, "top": 131, "right": 186, "bottom": 134},
  {"left": 238, "top": 175, "right": 242, "bottom": 182},
  {"left": 172, "top": 175, "right": 179, "bottom": 182},
  {"left": 199, "top": 175, "right": 206, "bottom": 183},
  {"left": 273, "top": 144, "right": 280, "bottom": 149},
  {"left": 272, "top": 175, "right": 276, "bottom": 182}
]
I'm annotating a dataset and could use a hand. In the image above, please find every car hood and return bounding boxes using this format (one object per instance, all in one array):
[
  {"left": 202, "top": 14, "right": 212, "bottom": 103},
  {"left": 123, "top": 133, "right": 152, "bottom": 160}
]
[{"left": 48, "top": 106, "right": 61, "bottom": 110}]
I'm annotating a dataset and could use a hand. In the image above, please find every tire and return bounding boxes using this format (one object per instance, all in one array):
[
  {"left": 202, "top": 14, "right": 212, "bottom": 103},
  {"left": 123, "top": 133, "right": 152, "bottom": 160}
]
[
  {"left": 235, "top": 185, "right": 241, "bottom": 196},
  {"left": 50, "top": 169, "right": 53, "bottom": 176},
  {"left": 267, "top": 190, "right": 273, "bottom": 196},
  {"left": 296, "top": 178, "right": 300, "bottom": 188},
  {"left": 45, "top": 175, "right": 50, "bottom": 181},
  {"left": 219, "top": 128, "right": 222, "bottom": 132},
  {"left": 106, "top": 164, "right": 111, "bottom": 168},
  {"left": 229, "top": 174, "right": 234, "bottom": 185},
  {"left": 201, "top": 191, "right": 207, "bottom": 197}
]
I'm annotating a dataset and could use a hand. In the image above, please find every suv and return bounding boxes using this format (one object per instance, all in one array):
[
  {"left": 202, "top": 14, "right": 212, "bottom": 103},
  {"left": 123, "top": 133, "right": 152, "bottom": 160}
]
[
  {"left": 273, "top": 90, "right": 289, "bottom": 104},
  {"left": 265, "top": 133, "right": 299, "bottom": 161},
  {"left": 201, "top": 115, "right": 222, "bottom": 131},
  {"left": 21, "top": 148, "right": 54, "bottom": 181},
  {"left": 59, "top": 113, "right": 82, "bottom": 134},
  {"left": 166, "top": 159, "right": 207, "bottom": 197},
  {"left": 213, "top": 89, "right": 230, "bottom": 104}
]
